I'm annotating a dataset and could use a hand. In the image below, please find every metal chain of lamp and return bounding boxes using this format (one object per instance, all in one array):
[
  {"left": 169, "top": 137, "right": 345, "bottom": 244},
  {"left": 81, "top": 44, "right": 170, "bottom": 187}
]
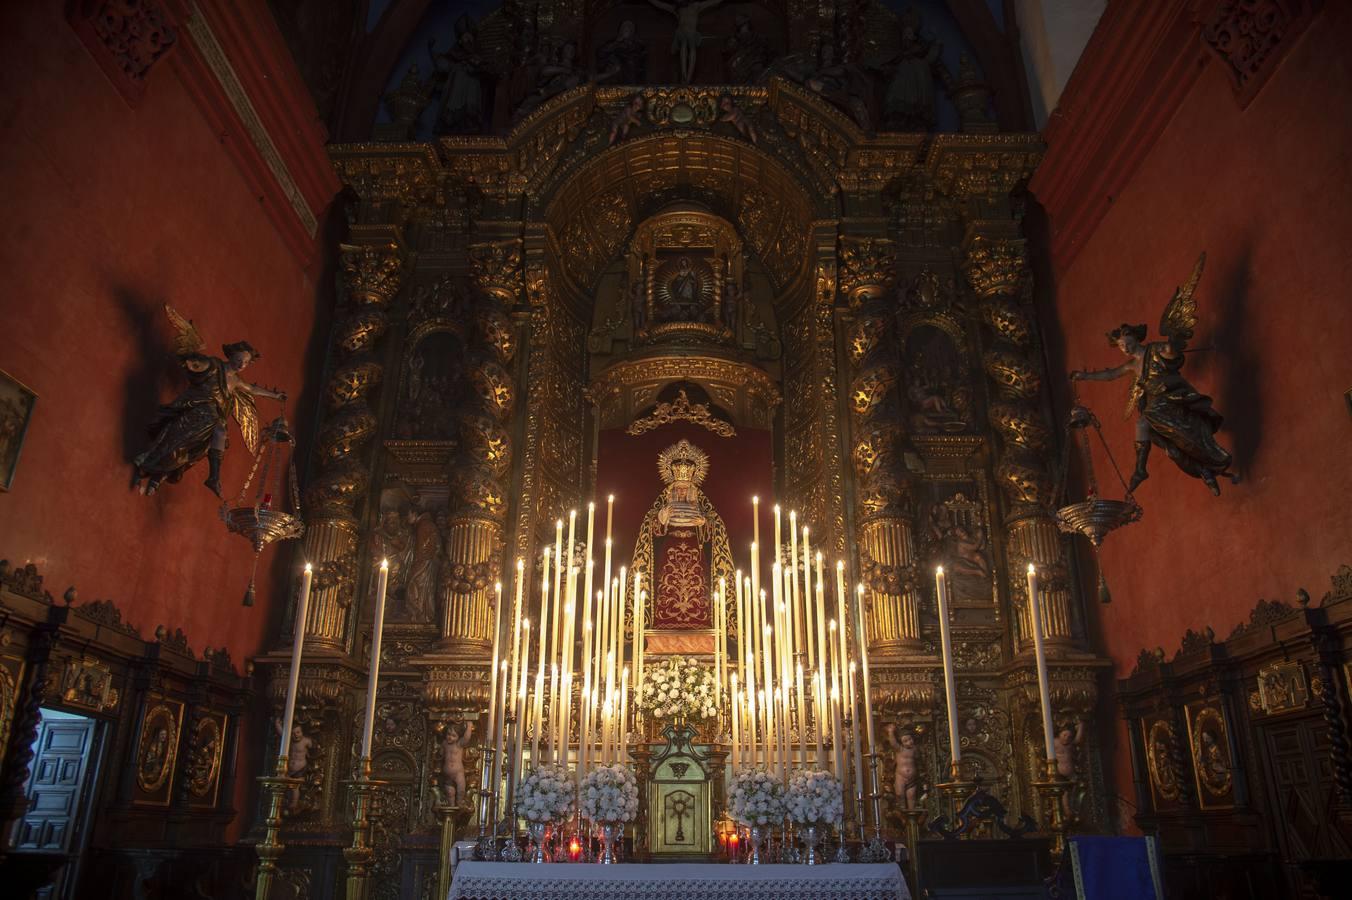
[
  {"left": 221, "top": 415, "right": 305, "bottom": 606},
  {"left": 1051, "top": 387, "right": 1142, "bottom": 603}
]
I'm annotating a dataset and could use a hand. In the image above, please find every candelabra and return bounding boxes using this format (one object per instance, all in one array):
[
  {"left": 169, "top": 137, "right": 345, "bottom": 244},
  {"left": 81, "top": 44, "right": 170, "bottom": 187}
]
[
  {"left": 343, "top": 757, "right": 387, "bottom": 900},
  {"left": 253, "top": 756, "right": 302, "bottom": 900},
  {"left": 894, "top": 804, "right": 927, "bottom": 894},
  {"left": 1032, "top": 758, "right": 1070, "bottom": 861}
]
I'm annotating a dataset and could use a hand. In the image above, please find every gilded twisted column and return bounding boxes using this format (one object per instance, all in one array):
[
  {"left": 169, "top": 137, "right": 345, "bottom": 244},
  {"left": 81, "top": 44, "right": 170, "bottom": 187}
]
[
  {"left": 839, "top": 238, "right": 922, "bottom": 652},
  {"left": 961, "top": 227, "right": 1072, "bottom": 646},
  {"left": 302, "top": 240, "right": 405, "bottom": 649},
  {"left": 439, "top": 240, "right": 520, "bottom": 648}
]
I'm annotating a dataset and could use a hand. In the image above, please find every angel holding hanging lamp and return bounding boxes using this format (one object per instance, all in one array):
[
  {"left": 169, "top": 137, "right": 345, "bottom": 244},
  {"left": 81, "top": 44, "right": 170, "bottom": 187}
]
[
  {"left": 1070, "top": 253, "right": 1238, "bottom": 496},
  {"left": 132, "top": 305, "right": 287, "bottom": 497}
]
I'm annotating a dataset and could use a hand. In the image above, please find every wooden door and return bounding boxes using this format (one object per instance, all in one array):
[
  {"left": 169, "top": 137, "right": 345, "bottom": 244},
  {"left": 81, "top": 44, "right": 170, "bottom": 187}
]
[{"left": 16, "top": 713, "right": 96, "bottom": 852}]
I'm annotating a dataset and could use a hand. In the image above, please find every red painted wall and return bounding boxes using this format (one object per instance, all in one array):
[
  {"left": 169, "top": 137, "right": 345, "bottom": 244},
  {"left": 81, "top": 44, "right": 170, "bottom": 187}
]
[
  {"left": 0, "top": 2, "right": 331, "bottom": 664},
  {"left": 1034, "top": 4, "right": 1352, "bottom": 816}
]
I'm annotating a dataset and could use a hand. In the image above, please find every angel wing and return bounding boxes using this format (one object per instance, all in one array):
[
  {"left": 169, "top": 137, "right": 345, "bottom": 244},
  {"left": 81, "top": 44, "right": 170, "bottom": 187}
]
[
  {"left": 228, "top": 389, "right": 261, "bottom": 454},
  {"left": 1159, "top": 252, "right": 1206, "bottom": 347},
  {"left": 164, "top": 305, "right": 206, "bottom": 357}
]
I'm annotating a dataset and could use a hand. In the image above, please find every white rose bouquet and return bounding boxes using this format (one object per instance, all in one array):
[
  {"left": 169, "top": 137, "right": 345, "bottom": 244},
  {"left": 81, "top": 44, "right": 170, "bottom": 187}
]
[
  {"left": 581, "top": 764, "right": 639, "bottom": 824},
  {"left": 637, "top": 655, "right": 719, "bottom": 722},
  {"left": 514, "top": 763, "right": 575, "bottom": 824},
  {"left": 727, "top": 769, "right": 785, "bottom": 827},
  {"left": 784, "top": 770, "right": 844, "bottom": 826}
]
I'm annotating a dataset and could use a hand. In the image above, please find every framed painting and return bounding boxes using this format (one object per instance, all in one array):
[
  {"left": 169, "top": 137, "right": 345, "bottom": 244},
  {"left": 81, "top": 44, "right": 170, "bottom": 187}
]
[{"left": 0, "top": 368, "right": 36, "bottom": 491}]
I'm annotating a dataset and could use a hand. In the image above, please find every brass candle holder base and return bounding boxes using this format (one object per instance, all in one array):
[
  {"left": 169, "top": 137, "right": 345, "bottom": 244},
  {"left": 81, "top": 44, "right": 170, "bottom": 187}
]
[
  {"left": 935, "top": 775, "right": 976, "bottom": 826},
  {"left": 1032, "top": 759, "right": 1070, "bottom": 862},
  {"left": 254, "top": 756, "right": 302, "bottom": 900},
  {"left": 343, "top": 758, "right": 389, "bottom": 900},
  {"left": 894, "top": 805, "right": 927, "bottom": 892}
]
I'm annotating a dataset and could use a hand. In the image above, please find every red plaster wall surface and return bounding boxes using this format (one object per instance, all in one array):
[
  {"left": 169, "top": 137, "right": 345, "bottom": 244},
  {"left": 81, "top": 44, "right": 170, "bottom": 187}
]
[
  {"left": 0, "top": 2, "right": 325, "bottom": 662},
  {"left": 1038, "top": 3, "right": 1352, "bottom": 813}
]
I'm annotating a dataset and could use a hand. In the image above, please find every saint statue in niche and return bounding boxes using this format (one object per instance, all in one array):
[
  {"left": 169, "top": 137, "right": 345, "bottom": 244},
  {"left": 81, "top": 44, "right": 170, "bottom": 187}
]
[
  {"left": 632, "top": 439, "right": 735, "bottom": 634},
  {"left": 654, "top": 254, "right": 715, "bottom": 324},
  {"left": 656, "top": 439, "right": 710, "bottom": 539},
  {"left": 904, "top": 326, "right": 971, "bottom": 433}
]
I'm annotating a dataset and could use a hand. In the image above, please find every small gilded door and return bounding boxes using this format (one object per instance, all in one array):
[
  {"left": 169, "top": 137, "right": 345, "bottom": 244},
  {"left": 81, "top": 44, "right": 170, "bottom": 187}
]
[{"left": 648, "top": 753, "right": 710, "bottom": 857}]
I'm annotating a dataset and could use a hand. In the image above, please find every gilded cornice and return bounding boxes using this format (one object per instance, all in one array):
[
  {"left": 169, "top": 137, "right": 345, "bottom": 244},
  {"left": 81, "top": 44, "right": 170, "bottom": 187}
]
[
  {"left": 589, "top": 354, "right": 781, "bottom": 431},
  {"left": 329, "top": 84, "right": 1042, "bottom": 209}
]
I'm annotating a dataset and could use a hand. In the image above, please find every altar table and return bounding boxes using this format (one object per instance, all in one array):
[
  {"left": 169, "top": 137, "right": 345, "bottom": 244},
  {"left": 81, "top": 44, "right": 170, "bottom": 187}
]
[{"left": 448, "top": 861, "right": 910, "bottom": 900}]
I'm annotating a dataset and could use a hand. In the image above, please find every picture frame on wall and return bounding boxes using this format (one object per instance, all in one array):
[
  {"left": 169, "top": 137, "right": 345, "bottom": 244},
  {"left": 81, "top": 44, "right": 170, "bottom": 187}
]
[{"left": 0, "top": 368, "right": 36, "bottom": 492}]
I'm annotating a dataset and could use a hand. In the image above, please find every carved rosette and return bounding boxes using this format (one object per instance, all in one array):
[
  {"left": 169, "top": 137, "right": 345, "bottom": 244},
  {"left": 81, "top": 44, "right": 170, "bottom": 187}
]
[
  {"left": 839, "top": 237, "right": 921, "bottom": 652},
  {"left": 302, "top": 240, "right": 405, "bottom": 648},
  {"left": 962, "top": 229, "right": 1072, "bottom": 646},
  {"left": 438, "top": 240, "right": 521, "bottom": 648}
]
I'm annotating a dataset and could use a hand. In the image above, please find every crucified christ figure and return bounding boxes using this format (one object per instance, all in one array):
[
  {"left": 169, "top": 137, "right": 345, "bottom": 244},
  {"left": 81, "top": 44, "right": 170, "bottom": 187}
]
[{"left": 648, "top": 0, "right": 725, "bottom": 83}]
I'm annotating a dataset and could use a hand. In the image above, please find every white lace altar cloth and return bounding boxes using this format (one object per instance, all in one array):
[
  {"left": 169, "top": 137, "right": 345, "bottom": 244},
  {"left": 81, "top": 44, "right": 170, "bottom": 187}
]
[{"left": 448, "top": 861, "right": 910, "bottom": 900}]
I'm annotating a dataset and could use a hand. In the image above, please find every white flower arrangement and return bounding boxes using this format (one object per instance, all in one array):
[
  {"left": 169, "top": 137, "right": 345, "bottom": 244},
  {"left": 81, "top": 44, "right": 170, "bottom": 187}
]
[
  {"left": 637, "top": 655, "right": 719, "bottom": 722},
  {"left": 581, "top": 764, "right": 639, "bottom": 824},
  {"left": 784, "top": 769, "right": 844, "bottom": 826},
  {"left": 514, "top": 763, "right": 575, "bottom": 824},
  {"left": 727, "top": 768, "right": 785, "bottom": 827}
]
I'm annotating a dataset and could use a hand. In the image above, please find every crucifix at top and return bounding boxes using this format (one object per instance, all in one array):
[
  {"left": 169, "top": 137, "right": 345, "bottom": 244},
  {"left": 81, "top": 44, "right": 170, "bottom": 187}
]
[{"left": 647, "top": 0, "right": 725, "bottom": 83}]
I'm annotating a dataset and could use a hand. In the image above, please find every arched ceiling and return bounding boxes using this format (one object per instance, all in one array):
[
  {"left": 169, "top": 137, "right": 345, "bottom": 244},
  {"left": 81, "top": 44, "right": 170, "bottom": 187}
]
[{"left": 541, "top": 132, "right": 819, "bottom": 296}]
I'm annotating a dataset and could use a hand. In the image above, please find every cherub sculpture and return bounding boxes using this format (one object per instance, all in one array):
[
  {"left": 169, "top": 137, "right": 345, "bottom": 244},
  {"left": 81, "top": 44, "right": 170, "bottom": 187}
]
[
  {"left": 435, "top": 720, "right": 476, "bottom": 806},
  {"left": 1071, "top": 253, "right": 1237, "bottom": 495},
  {"left": 886, "top": 723, "right": 920, "bottom": 809},
  {"left": 133, "top": 306, "right": 286, "bottom": 497}
]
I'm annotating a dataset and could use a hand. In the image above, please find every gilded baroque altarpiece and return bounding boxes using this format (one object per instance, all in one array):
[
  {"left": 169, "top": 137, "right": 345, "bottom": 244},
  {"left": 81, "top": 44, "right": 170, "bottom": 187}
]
[{"left": 254, "top": 78, "right": 1109, "bottom": 892}]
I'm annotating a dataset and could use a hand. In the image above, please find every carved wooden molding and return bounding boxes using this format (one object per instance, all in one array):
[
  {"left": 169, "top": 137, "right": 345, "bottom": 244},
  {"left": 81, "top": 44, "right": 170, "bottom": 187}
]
[{"left": 66, "top": 0, "right": 179, "bottom": 107}]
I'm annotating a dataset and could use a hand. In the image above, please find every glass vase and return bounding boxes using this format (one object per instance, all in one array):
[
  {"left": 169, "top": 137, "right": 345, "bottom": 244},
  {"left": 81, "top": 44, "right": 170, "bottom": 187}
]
[
  {"left": 749, "top": 824, "right": 764, "bottom": 865},
  {"left": 528, "top": 821, "right": 550, "bottom": 863},
  {"left": 599, "top": 822, "right": 619, "bottom": 864},
  {"left": 802, "top": 823, "right": 821, "bottom": 865}
]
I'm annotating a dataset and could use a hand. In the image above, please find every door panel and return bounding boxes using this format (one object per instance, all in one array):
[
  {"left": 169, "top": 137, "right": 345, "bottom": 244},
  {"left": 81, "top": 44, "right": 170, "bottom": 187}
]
[{"left": 18, "top": 716, "right": 95, "bottom": 853}]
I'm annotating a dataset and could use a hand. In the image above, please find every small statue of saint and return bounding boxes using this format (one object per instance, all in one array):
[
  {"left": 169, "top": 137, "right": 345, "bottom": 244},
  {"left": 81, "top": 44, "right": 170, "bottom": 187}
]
[
  {"left": 133, "top": 306, "right": 286, "bottom": 497},
  {"left": 655, "top": 439, "right": 710, "bottom": 539}
]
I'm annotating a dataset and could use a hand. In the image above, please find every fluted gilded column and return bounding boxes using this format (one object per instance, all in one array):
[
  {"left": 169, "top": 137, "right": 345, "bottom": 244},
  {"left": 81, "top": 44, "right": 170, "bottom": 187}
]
[
  {"left": 961, "top": 225, "right": 1073, "bottom": 646},
  {"left": 302, "top": 239, "right": 405, "bottom": 649},
  {"left": 838, "top": 237, "right": 922, "bottom": 651},
  {"left": 438, "top": 240, "right": 519, "bottom": 649}
]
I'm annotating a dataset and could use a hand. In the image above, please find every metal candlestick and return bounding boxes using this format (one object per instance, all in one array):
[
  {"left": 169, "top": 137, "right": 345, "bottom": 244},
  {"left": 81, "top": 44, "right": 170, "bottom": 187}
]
[
  {"left": 1032, "top": 758, "right": 1070, "bottom": 861},
  {"left": 435, "top": 799, "right": 461, "bottom": 899},
  {"left": 861, "top": 752, "right": 892, "bottom": 860},
  {"left": 343, "top": 757, "right": 387, "bottom": 900},
  {"left": 253, "top": 755, "right": 301, "bottom": 900},
  {"left": 935, "top": 763, "right": 975, "bottom": 826},
  {"left": 895, "top": 805, "right": 927, "bottom": 894}
]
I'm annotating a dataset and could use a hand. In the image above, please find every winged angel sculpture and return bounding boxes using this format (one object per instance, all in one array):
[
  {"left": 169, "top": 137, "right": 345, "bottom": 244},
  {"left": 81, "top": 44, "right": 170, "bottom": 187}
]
[
  {"left": 1071, "top": 253, "right": 1237, "bottom": 495},
  {"left": 132, "top": 306, "right": 286, "bottom": 497}
]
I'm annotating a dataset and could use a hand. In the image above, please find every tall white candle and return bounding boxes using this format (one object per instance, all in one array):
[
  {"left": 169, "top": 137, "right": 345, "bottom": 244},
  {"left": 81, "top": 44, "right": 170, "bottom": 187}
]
[
  {"left": 828, "top": 619, "right": 842, "bottom": 776},
  {"left": 849, "top": 659, "right": 864, "bottom": 806},
  {"left": 855, "top": 585, "right": 876, "bottom": 753},
  {"left": 1027, "top": 564, "right": 1056, "bottom": 761},
  {"left": 773, "top": 504, "right": 782, "bottom": 565},
  {"left": 935, "top": 566, "right": 962, "bottom": 770},
  {"left": 279, "top": 563, "right": 312, "bottom": 759},
  {"left": 509, "top": 560, "right": 525, "bottom": 723},
  {"left": 487, "top": 582, "right": 504, "bottom": 750},
  {"left": 493, "top": 660, "right": 508, "bottom": 804},
  {"left": 360, "top": 559, "right": 390, "bottom": 760},
  {"left": 619, "top": 665, "right": 630, "bottom": 762}
]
